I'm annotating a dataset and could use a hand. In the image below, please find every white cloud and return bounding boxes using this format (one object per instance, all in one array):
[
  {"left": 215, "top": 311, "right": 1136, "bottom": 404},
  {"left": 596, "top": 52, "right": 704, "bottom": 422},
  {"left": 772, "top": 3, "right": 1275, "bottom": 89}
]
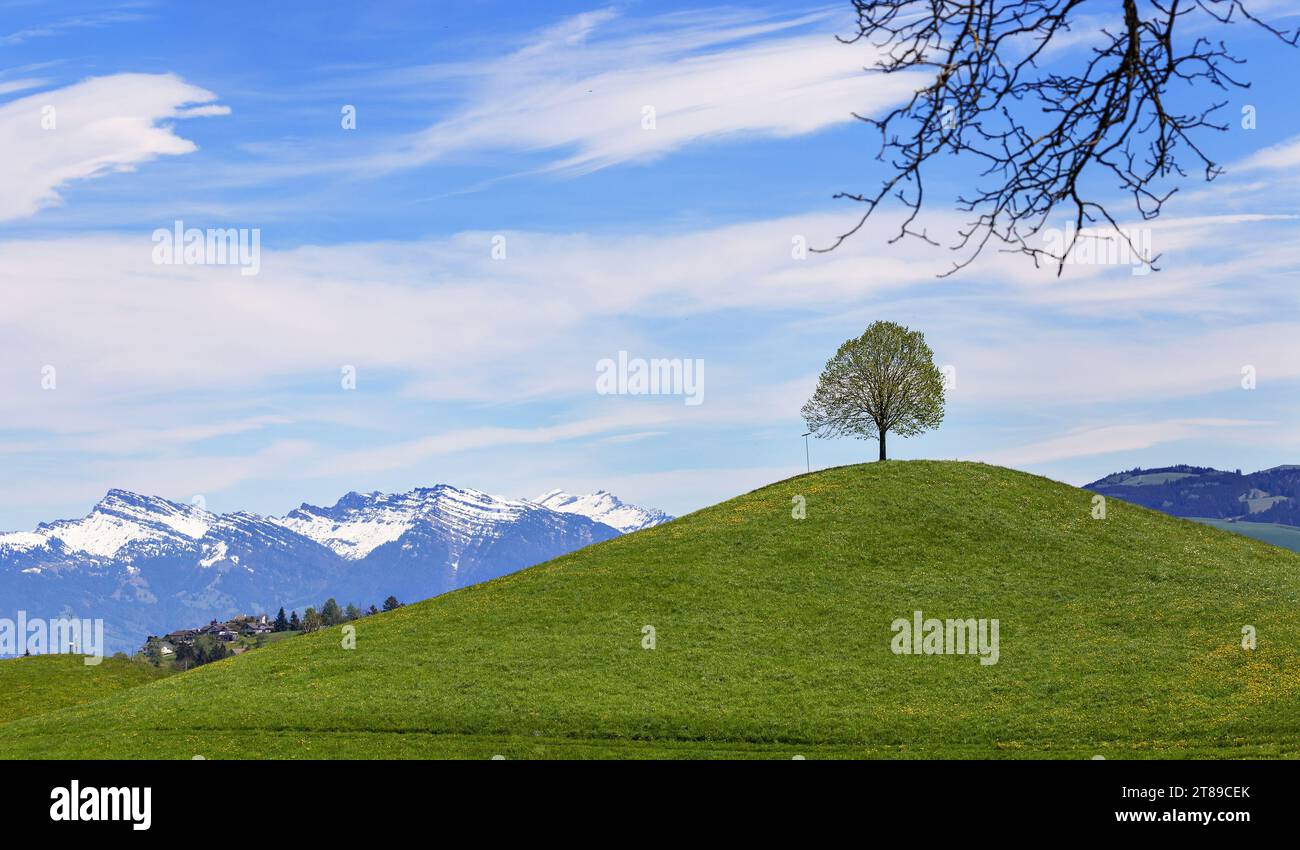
[
  {"left": 0, "top": 78, "right": 50, "bottom": 96},
  {"left": 978, "top": 419, "right": 1271, "bottom": 467},
  {"left": 1232, "top": 133, "right": 1300, "bottom": 172},
  {"left": 2, "top": 209, "right": 1297, "bottom": 412},
  {"left": 0, "top": 217, "right": 848, "bottom": 411},
  {"left": 365, "top": 8, "right": 923, "bottom": 174},
  {"left": 944, "top": 322, "right": 1300, "bottom": 405},
  {"left": 0, "top": 73, "right": 229, "bottom": 221},
  {"left": 0, "top": 11, "right": 147, "bottom": 47}
]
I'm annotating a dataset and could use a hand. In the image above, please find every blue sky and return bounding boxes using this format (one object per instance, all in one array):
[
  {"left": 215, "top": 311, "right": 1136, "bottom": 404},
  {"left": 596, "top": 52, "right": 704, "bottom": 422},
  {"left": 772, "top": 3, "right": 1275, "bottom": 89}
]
[{"left": 1, "top": 0, "right": 1299, "bottom": 528}]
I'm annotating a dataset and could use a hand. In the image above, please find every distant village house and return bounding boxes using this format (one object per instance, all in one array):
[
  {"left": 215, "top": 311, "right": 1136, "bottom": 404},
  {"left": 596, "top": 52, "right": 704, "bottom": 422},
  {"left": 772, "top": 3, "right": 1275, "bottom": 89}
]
[{"left": 143, "top": 613, "right": 272, "bottom": 655}]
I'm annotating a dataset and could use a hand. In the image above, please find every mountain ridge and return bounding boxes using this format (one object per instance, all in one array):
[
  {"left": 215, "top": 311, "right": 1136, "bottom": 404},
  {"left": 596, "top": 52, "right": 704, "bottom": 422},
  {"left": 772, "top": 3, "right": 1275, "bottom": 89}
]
[
  {"left": 533, "top": 488, "right": 671, "bottom": 533},
  {"left": 1084, "top": 463, "right": 1300, "bottom": 526}
]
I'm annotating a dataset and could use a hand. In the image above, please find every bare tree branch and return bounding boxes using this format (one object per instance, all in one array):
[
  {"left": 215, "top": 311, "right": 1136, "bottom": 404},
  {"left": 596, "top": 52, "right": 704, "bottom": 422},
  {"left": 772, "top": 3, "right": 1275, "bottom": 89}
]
[{"left": 815, "top": 0, "right": 1298, "bottom": 275}]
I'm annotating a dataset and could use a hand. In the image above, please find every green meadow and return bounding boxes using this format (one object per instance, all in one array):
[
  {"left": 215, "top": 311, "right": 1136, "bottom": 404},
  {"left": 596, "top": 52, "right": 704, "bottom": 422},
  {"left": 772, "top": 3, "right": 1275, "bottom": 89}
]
[
  {"left": 2, "top": 462, "right": 1298, "bottom": 759},
  {"left": 0, "top": 654, "right": 171, "bottom": 726}
]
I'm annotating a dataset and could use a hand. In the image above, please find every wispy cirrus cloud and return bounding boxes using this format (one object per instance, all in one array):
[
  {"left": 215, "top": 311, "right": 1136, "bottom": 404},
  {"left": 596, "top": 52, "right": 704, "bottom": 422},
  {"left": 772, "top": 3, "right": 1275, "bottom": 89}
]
[
  {"left": 359, "top": 7, "right": 922, "bottom": 175},
  {"left": 0, "top": 78, "right": 50, "bottom": 96},
  {"left": 2, "top": 209, "right": 1297, "bottom": 411},
  {"left": 0, "top": 9, "right": 147, "bottom": 47},
  {"left": 0, "top": 73, "right": 229, "bottom": 222},
  {"left": 1233, "top": 132, "right": 1300, "bottom": 172},
  {"left": 979, "top": 419, "right": 1273, "bottom": 467}
]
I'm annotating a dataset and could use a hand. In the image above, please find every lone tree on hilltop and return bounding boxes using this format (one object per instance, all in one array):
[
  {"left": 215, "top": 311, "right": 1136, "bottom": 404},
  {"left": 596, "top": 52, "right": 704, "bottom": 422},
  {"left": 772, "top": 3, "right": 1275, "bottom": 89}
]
[{"left": 802, "top": 321, "right": 945, "bottom": 461}]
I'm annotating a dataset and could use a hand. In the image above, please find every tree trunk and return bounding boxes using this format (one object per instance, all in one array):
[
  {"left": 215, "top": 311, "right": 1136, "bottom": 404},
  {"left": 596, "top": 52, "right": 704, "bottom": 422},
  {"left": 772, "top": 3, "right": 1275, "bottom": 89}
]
[{"left": 879, "top": 430, "right": 887, "bottom": 461}]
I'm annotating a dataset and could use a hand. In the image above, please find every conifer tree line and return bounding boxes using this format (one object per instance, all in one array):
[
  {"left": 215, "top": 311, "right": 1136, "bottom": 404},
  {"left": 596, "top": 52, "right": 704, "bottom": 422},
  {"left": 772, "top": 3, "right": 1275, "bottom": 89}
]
[{"left": 273, "top": 596, "right": 403, "bottom": 634}]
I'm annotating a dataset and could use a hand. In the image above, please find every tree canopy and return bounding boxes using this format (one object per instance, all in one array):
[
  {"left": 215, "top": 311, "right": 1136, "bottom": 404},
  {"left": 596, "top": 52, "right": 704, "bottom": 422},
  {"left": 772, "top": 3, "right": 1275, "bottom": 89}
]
[
  {"left": 320, "top": 598, "right": 343, "bottom": 627},
  {"left": 802, "top": 321, "right": 945, "bottom": 460}
]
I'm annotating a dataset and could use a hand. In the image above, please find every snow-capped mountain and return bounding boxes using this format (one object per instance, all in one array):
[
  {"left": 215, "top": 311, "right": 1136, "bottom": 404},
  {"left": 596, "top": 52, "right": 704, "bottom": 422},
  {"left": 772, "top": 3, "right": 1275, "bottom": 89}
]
[
  {"left": 0, "top": 485, "right": 669, "bottom": 654},
  {"left": 533, "top": 489, "right": 673, "bottom": 533},
  {"left": 2, "top": 489, "right": 214, "bottom": 560},
  {"left": 274, "top": 485, "right": 629, "bottom": 603},
  {"left": 283, "top": 486, "right": 555, "bottom": 560}
]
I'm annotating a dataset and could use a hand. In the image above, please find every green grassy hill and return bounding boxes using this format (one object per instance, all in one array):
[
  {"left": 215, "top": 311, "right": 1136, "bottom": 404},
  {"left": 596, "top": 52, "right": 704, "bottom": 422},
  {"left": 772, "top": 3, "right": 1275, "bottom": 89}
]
[
  {"left": 2, "top": 461, "right": 1299, "bottom": 759},
  {"left": 0, "top": 654, "right": 171, "bottom": 726}
]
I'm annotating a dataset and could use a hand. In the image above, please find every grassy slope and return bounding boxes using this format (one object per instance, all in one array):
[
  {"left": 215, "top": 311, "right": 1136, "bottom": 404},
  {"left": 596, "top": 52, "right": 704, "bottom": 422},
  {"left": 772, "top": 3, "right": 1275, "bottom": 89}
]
[
  {"left": 2, "top": 461, "right": 1299, "bottom": 759},
  {"left": 0, "top": 655, "right": 171, "bottom": 726}
]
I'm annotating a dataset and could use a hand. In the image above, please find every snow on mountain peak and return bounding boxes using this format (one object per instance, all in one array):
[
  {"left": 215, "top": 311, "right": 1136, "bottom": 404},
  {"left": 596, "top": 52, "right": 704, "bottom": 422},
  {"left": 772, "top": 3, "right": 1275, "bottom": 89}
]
[
  {"left": 0, "top": 531, "right": 47, "bottom": 552},
  {"left": 532, "top": 489, "right": 671, "bottom": 533},
  {"left": 276, "top": 484, "right": 542, "bottom": 560},
  {"left": 0, "top": 489, "right": 213, "bottom": 559},
  {"left": 0, "top": 482, "right": 668, "bottom": 566}
]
